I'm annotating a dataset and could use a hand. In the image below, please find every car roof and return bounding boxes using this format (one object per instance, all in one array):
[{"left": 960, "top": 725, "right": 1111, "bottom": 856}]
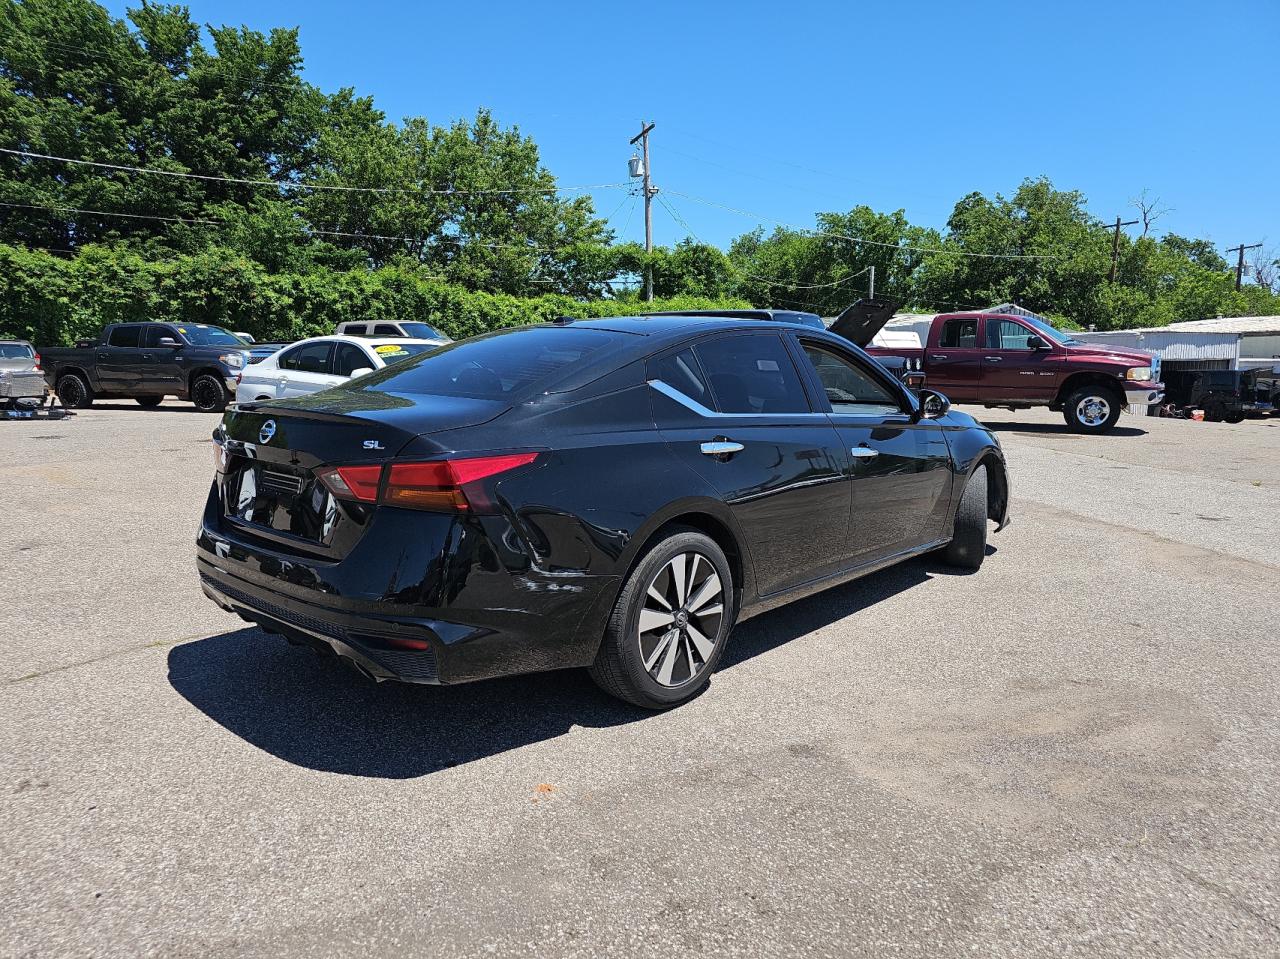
[{"left": 570, "top": 314, "right": 821, "bottom": 337}]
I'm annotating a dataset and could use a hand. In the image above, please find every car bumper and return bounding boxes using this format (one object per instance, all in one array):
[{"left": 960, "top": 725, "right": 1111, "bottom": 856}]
[
  {"left": 224, "top": 376, "right": 239, "bottom": 393},
  {"left": 1124, "top": 383, "right": 1164, "bottom": 409},
  {"left": 195, "top": 487, "right": 618, "bottom": 686}
]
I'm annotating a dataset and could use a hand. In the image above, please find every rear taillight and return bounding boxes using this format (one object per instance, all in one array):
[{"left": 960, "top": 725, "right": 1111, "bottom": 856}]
[
  {"left": 32, "top": 353, "right": 41, "bottom": 371},
  {"left": 318, "top": 453, "right": 538, "bottom": 512},
  {"left": 316, "top": 464, "right": 382, "bottom": 503}
]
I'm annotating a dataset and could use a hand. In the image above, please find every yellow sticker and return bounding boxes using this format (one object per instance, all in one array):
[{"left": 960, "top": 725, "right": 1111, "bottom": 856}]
[
  {"left": 374, "top": 344, "right": 406, "bottom": 355},
  {"left": 177, "top": 327, "right": 187, "bottom": 333}
]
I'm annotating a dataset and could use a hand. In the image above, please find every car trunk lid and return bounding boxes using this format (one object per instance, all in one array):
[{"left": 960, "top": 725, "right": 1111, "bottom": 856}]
[{"left": 217, "top": 389, "right": 508, "bottom": 553}]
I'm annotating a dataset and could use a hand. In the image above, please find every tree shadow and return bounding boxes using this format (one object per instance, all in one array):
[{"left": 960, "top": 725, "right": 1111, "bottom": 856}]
[
  {"left": 168, "top": 557, "right": 943, "bottom": 779},
  {"left": 982, "top": 420, "right": 1149, "bottom": 437}
]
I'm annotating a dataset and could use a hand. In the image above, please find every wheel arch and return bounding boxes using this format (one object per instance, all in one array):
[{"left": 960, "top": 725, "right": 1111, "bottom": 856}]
[
  {"left": 571, "top": 498, "right": 754, "bottom": 663},
  {"left": 186, "top": 365, "right": 226, "bottom": 393},
  {"left": 1054, "top": 370, "right": 1125, "bottom": 407}
]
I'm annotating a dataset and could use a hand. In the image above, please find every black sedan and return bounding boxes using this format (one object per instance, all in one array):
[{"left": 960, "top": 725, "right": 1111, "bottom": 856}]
[{"left": 198, "top": 315, "right": 1010, "bottom": 708}]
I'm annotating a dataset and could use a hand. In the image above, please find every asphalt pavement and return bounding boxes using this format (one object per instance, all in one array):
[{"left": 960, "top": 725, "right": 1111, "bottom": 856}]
[{"left": 2, "top": 401, "right": 1278, "bottom": 957}]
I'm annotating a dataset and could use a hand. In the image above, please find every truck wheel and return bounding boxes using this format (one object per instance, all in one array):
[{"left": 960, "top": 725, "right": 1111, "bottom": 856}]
[
  {"left": 1063, "top": 385, "right": 1123, "bottom": 433},
  {"left": 135, "top": 396, "right": 163, "bottom": 408},
  {"left": 1224, "top": 410, "right": 1245, "bottom": 424},
  {"left": 190, "top": 374, "right": 227, "bottom": 413},
  {"left": 589, "top": 528, "right": 735, "bottom": 710},
  {"left": 56, "top": 373, "right": 94, "bottom": 409},
  {"left": 940, "top": 464, "right": 987, "bottom": 571}
]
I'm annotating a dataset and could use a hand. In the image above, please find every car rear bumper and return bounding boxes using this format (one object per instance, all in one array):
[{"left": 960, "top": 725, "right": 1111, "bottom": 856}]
[
  {"left": 195, "top": 486, "right": 619, "bottom": 686},
  {"left": 198, "top": 561, "right": 445, "bottom": 683}
]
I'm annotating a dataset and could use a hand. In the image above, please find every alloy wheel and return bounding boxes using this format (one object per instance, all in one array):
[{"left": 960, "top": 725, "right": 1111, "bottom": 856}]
[
  {"left": 637, "top": 552, "right": 724, "bottom": 688},
  {"left": 1075, "top": 394, "right": 1111, "bottom": 428}
]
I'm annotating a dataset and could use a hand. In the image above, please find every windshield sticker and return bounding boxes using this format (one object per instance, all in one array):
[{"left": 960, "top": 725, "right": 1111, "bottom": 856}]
[{"left": 374, "top": 344, "right": 407, "bottom": 355}]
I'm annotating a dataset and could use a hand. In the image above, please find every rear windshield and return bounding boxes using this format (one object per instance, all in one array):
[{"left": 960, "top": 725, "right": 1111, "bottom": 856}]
[
  {"left": 0, "top": 343, "right": 34, "bottom": 358},
  {"left": 175, "top": 324, "right": 244, "bottom": 346},
  {"left": 347, "top": 327, "right": 620, "bottom": 399},
  {"left": 371, "top": 342, "right": 435, "bottom": 362},
  {"left": 399, "top": 322, "right": 445, "bottom": 340}
]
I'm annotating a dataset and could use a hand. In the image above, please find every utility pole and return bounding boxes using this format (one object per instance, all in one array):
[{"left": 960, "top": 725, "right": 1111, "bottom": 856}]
[
  {"left": 867, "top": 265, "right": 875, "bottom": 300},
  {"left": 1226, "top": 242, "right": 1263, "bottom": 291},
  {"left": 1108, "top": 215, "right": 1139, "bottom": 283},
  {"left": 629, "top": 121, "right": 657, "bottom": 301}
]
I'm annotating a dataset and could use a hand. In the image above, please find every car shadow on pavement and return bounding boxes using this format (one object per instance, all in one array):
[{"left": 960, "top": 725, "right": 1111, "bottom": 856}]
[
  {"left": 983, "top": 420, "right": 1148, "bottom": 437},
  {"left": 167, "top": 557, "right": 941, "bottom": 779},
  {"left": 87, "top": 402, "right": 218, "bottom": 414}
]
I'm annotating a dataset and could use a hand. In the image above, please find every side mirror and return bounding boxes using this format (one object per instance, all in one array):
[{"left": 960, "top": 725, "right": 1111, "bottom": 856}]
[
  {"left": 348, "top": 367, "right": 373, "bottom": 378},
  {"left": 1027, "top": 335, "right": 1049, "bottom": 350},
  {"left": 902, "top": 370, "right": 927, "bottom": 391},
  {"left": 917, "top": 388, "right": 951, "bottom": 420},
  {"left": 157, "top": 337, "right": 181, "bottom": 348}
]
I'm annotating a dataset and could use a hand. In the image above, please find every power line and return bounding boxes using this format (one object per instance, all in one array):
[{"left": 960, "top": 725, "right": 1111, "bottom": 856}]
[
  {"left": 663, "top": 188, "right": 1063, "bottom": 260},
  {"left": 0, "top": 199, "right": 599, "bottom": 254},
  {"left": 0, "top": 148, "right": 631, "bottom": 197},
  {"left": 657, "top": 194, "right": 874, "bottom": 294}
]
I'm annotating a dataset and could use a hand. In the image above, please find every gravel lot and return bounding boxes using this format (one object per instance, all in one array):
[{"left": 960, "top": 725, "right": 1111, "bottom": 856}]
[{"left": 2, "top": 401, "right": 1278, "bottom": 958}]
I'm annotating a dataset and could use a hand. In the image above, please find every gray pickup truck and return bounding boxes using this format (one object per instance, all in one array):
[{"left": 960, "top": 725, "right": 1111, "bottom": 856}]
[{"left": 40, "top": 322, "right": 249, "bottom": 412}]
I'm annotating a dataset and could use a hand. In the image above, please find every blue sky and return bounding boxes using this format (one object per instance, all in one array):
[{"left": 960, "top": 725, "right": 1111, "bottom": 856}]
[{"left": 104, "top": 0, "right": 1279, "bottom": 256}]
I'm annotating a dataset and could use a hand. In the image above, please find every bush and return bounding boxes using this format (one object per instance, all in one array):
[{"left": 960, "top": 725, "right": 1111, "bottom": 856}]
[{"left": 0, "top": 243, "right": 751, "bottom": 346}]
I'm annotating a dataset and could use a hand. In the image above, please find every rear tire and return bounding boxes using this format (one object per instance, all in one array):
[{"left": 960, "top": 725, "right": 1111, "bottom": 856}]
[
  {"left": 941, "top": 465, "right": 988, "bottom": 571},
  {"left": 190, "top": 373, "right": 227, "bottom": 413},
  {"left": 56, "top": 373, "right": 93, "bottom": 408},
  {"left": 1062, "top": 384, "right": 1123, "bottom": 433},
  {"left": 135, "top": 396, "right": 163, "bottom": 408},
  {"left": 589, "top": 528, "right": 735, "bottom": 709}
]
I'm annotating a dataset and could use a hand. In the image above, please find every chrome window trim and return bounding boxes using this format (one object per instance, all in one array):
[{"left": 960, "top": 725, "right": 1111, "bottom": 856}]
[{"left": 647, "top": 378, "right": 826, "bottom": 419}]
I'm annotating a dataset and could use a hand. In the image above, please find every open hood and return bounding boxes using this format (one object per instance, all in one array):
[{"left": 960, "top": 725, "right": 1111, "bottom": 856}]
[{"left": 828, "top": 298, "right": 898, "bottom": 347}]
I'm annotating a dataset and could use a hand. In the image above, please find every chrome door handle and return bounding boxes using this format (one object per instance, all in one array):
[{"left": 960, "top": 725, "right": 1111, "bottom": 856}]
[
  {"left": 930, "top": 354, "right": 947, "bottom": 361},
  {"left": 700, "top": 441, "right": 744, "bottom": 456},
  {"left": 985, "top": 356, "right": 1002, "bottom": 362},
  {"left": 849, "top": 447, "right": 879, "bottom": 459}
]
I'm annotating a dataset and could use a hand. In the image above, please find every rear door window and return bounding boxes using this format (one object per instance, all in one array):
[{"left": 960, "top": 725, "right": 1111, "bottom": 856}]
[
  {"left": 334, "top": 343, "right": 374, "bottom": 377},
  {"left": 279, "top": 342, "right": 334, "bottom": 374},
  {"left": 693, "top": 333, "right": 810, "bottom": 414},
  {"left": 343, "top": 324, "right": 367, "bottom": 336},
  {"left": 108, "top": 325, "right": 142, "bottom": 348},
  {"left": 373, "top": 324, "right": 402, "bottom": 336},
  {"left": 939, "top": 320, "right": 978, "bottom": 348},
  {"left": 649, "top": 348, "right": 715, "bottom": 409}
]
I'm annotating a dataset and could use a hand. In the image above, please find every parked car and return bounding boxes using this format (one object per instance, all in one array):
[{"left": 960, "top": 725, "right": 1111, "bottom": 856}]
[
  {"left": 1162, "top": 368, "right": 1275, "bottom": 422},
  {"left": 0, "top": 339, "right": 50, "bottom": 415},
  {"left": 199, "top": 315, "right": 1010, "bottom": 709},
  {"left": 40, "top": 322, "right": 249, "bottom": 412},
  {"left": 865, "top": 312, "right": 1165, "bottom": 433},
  {"left": 334, "top": 320, "right": 451, "bottom": 343},
  {"left": 235, "top": 336, "right": 441, "bottom": 403}
]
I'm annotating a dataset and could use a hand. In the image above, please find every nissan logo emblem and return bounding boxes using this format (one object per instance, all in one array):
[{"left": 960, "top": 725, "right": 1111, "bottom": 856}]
[{"left": 258, "top": 419, "right": 277, "bottom": 444}]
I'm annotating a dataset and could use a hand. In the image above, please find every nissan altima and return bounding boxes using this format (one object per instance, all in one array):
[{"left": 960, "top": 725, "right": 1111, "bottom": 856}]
[{"left": 198, "top": 315, "right": 1010, "bottom": 708}]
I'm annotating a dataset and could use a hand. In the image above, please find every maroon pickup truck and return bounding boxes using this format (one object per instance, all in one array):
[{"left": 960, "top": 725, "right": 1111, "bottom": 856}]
[{"left": 865, "top": 312, "right": 1165, "bottom": 433}]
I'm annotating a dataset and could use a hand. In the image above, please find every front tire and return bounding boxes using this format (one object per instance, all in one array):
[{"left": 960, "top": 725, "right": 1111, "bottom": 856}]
[
  {"left": 589, "top": 528, "right": 735, "bottom": 709},
  {"left": 190, "top": 373, "right": 227, "bottom": 413},
  {"left": 941, "top": 465, "right": 988, "bottom": 570},
  {"left": 56, "top": 373, "right": 94, "bottom": 408},
  {"left": 1063, "top": 384, "right": 1123, "bottom": 433}
]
